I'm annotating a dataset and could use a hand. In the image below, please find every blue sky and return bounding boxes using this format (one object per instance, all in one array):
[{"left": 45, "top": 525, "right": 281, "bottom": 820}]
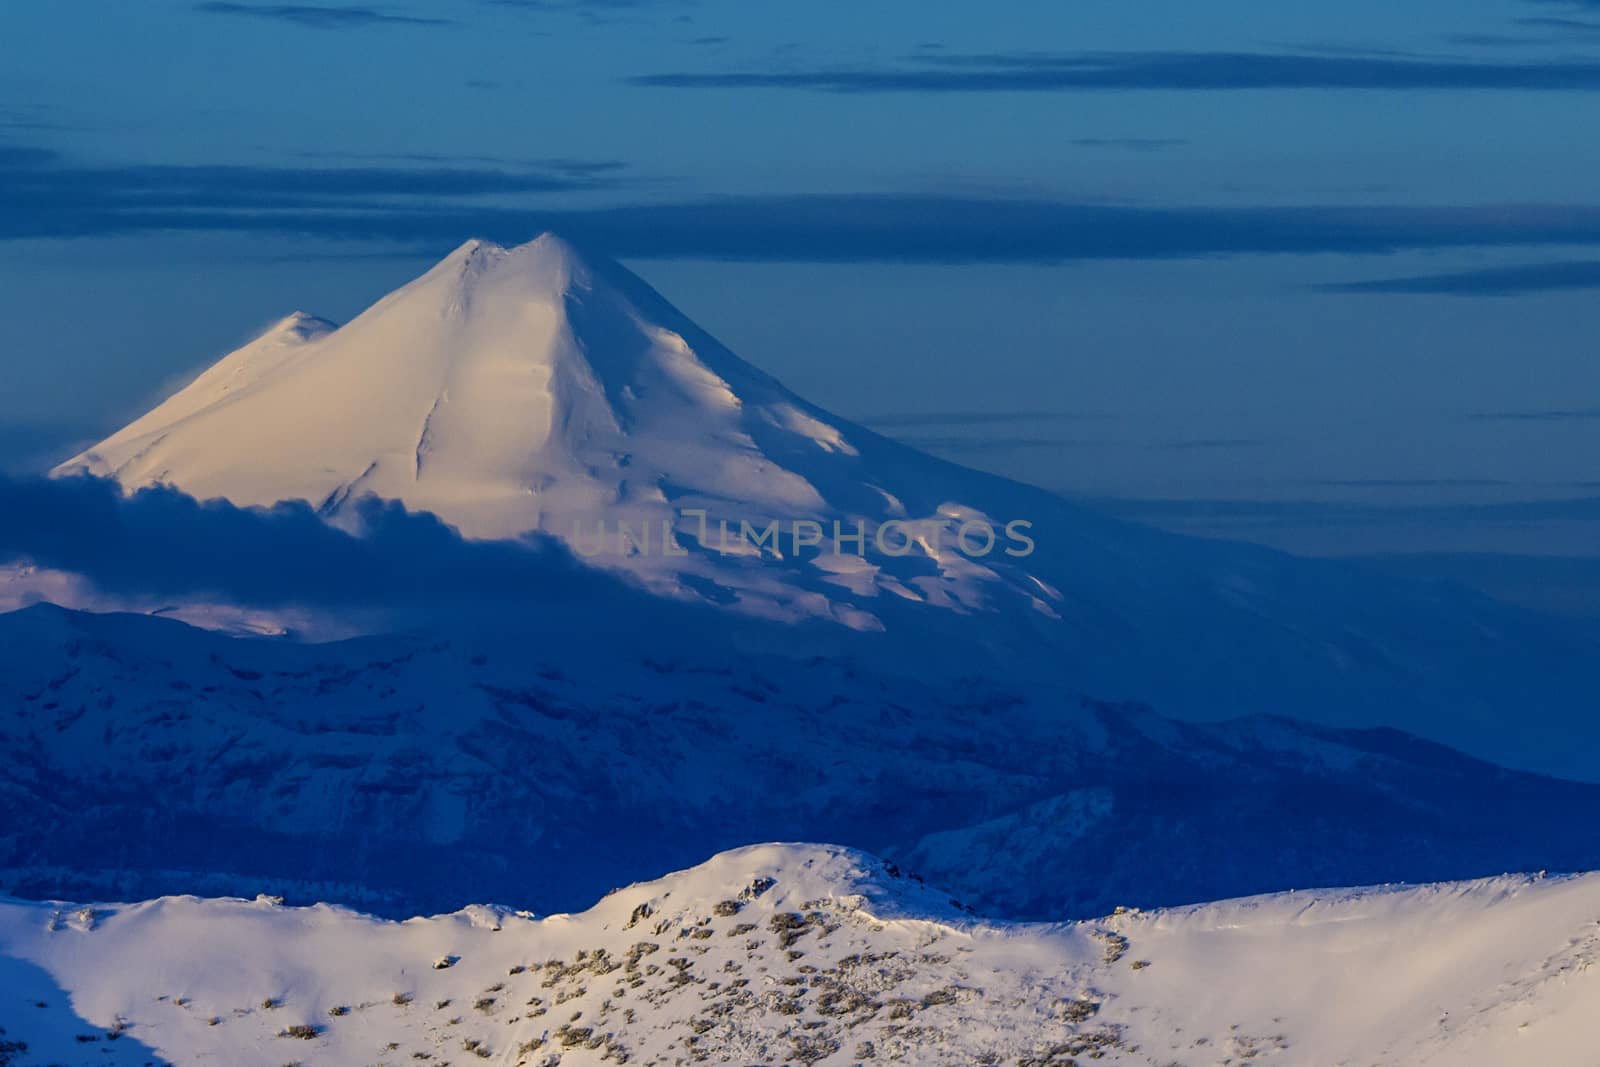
[{"left": 4, "top": 0, "right": 1600, "bottom": 559}]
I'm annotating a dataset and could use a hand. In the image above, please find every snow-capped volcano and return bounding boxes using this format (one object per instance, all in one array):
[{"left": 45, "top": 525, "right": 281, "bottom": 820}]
[
  {"left": 59, "top": 235, "right": 855, "bottom": 539},
  {"left": 44, "top": 234, "right": 1600, "bottom": 779},
  {"left": 57, "top": 234, "right": 1052, "bottom": 632}
]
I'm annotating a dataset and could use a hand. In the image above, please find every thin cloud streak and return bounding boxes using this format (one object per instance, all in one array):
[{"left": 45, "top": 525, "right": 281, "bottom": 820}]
[
  {"left": 1309, "top": 478, "right": 1518, "bottom": 488},
  {"left": 1075, "top": 494, "right": 1600, "bottom": 526},
  {"left": 1446, "top": 17, "right": 1600, "bottom": 46},
  {"left": 896, "top": 435, "right": 1101, "bottom": 453},
  {"left": 629, "top": 50, "right": 1600, "bottom": 94},
  {"left": 853, "top": 411, "right": 1104, "bottom": 429},
  {"left": 1320, "top": 260, "right": 1600, "bottom": 295},
  {"left": 1467, "top": 408, "right": 1600, "bottom": 421},
  {"left": 1148, "top": 438, "right": 1274, "bottom": 450},
  {"left": 193, "top": 2, "right": 454, "bottom": 29},
  {"left": 1072, "top": 138, "right": 1189, "bottom": 151},
  {"left": 15, "top": 147, "right": 1600, "bottom": 262},
  {"left": 1518, "top": 16, "right": 1600, "bottom": 35}
]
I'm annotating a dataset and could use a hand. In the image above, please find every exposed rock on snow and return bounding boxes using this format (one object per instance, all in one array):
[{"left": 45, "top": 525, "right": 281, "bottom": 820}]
[{"left": 2, "top": 845, "right": 1598, "bottom": 1066}]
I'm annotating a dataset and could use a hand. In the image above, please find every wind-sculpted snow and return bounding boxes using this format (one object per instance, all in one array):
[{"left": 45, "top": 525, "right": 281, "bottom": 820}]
[
  {"left": 3, "top": 844, "right": 1599, "bottom": 1066},
  {"left": 36, "top": 234, "right": 1600, "bottom": 777},
  {"left": 3, "top": 604, "right": 1600, "bottom": 924}
]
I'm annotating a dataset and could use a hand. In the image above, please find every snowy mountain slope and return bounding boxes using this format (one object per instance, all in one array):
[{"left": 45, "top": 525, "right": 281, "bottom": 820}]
[
  {"left": 59, "top": 238, "right": 823, "bottom": 542},
  {"left": 3, "top": 844, "right": 1599, "bottom": 1067},
  {"left": 3, "top": 603, "right": 1599, "bottom": 924},
  {"left": 54, "top": 235, "right": 996, "bottom": 633},
  {"left": 44, "top": 234, "right": 1600, "bottom": 778}
]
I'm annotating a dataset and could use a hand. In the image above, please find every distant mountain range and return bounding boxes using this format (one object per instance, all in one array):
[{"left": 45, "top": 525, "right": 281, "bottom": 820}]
[{"left": 3, "top": 601, "right": 1598, "bottom": 924}]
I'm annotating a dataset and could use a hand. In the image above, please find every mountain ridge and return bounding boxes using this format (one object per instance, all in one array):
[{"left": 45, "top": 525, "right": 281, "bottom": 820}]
[
  {"left": 4, "top": 600, "right": 1599, "bottom": 923},
  {"left": 4, "top": 843, "right": 1599, "bottom": 1066}
]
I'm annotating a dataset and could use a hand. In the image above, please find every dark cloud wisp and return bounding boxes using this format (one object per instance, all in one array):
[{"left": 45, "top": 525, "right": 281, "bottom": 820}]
[
  {"left": 1148, "top": 438, "right": 1273, "bottom": 451},
  {"left": 193, "top": 2, "right": 454, "bottom": 29},
  {"left": 629, "top": 50, "right": 1600, "bottom": 94},
  {"left": 15, "top": 146, "right": 1600, "bottom": 264},
  {"left": 1072, "top": 138, "right": 1189, "bottom": 151},
  {"left": 1449, "top": 16, "right": 1600, "bottom": 46},
  {"left": 1075, "top": 493, "right": 1600, "bottom": 527},
  {"left": 1516, "top": 16, "right": 1600, "bottom": 35},
  {"left": 895, "top": 435, "right": 1101, "bottom": 453},
  {"left": 0, "top": 150, "right": 624, "bottom": 241},
  {"left": 1467, "top": 408, "right": 1600, "bottom": 422},
  {"left": 1320, "top": 260, "right": 1600, "bottom": 295},
  {"left": 852, "top": 411, "right": 1103, "bottom": 429}
]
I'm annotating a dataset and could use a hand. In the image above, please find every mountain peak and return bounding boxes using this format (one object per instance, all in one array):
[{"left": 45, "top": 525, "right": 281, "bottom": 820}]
[
  {"left": 57, "top": 235, "right": 842, "bottom": 539},
  {"left": 268, "top": 310, "right": 339, "bottom": 342},
  {"left": 433, "top": 232, "right": 590, "bottom": 289}
]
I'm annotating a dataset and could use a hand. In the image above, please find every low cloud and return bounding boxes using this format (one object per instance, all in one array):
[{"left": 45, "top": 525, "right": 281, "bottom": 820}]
[{"left": 0, "top": 475, "right": 626, "bottom": 612}]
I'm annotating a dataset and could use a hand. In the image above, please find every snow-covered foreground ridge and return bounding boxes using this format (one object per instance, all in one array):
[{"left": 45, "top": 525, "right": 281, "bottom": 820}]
[{"left": 3, "top": 845, "right": 1598, "bottom": 1067}]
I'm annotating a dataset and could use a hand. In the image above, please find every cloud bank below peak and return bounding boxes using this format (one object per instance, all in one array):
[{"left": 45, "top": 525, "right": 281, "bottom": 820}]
[{"left": 0, "top": 474, "right": 616, "bottom": 614}]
